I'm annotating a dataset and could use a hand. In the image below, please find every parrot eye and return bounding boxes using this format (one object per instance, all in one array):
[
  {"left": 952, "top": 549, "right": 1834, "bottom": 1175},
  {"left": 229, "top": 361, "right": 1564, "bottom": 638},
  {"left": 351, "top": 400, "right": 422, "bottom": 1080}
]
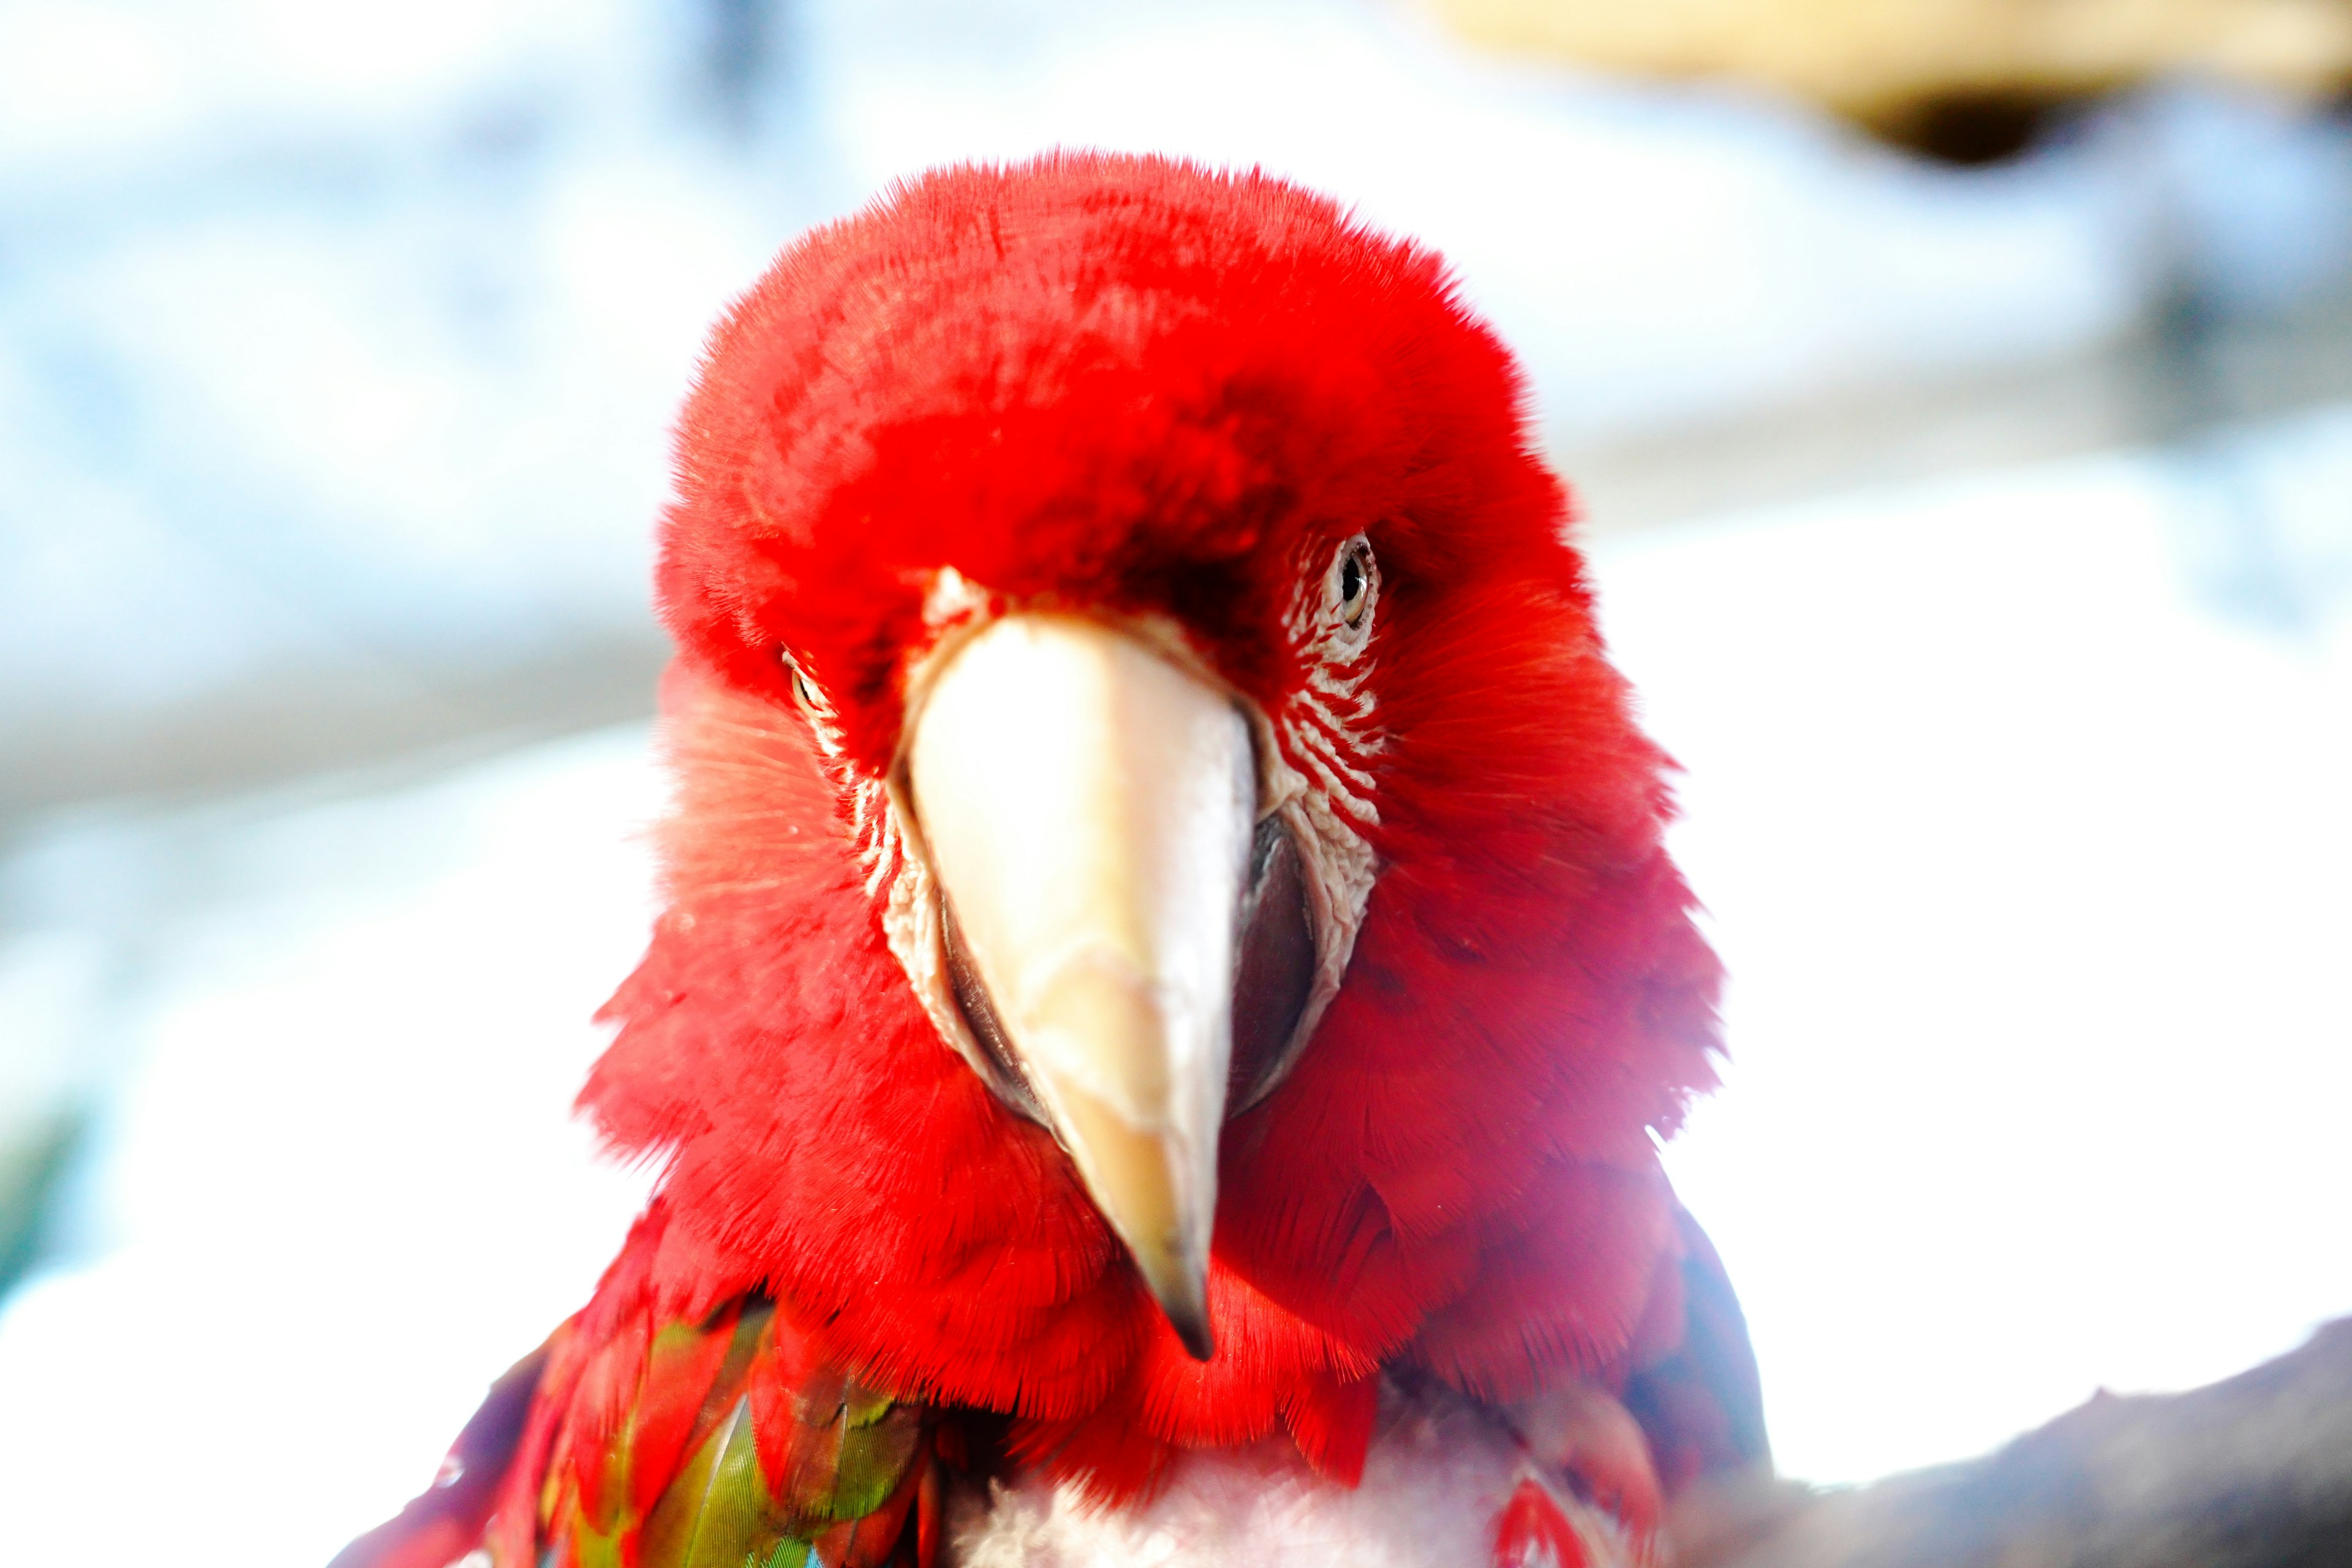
[{"left": 1331, "top": 537, "right": 1377, "bottom": 633}]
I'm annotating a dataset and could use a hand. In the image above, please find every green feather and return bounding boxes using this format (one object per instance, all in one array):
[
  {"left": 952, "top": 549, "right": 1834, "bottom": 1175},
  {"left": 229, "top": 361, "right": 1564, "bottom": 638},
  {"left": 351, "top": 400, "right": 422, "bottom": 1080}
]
[
  {"left": 539, "top": 1294, "right": 929, "bottom": 1568},
  {"left": 824, "top": 1398, "right": 923, "bottom": 1521},
  {"left": 639, "top": 1396, "right": 779, "bottom": 1568}
]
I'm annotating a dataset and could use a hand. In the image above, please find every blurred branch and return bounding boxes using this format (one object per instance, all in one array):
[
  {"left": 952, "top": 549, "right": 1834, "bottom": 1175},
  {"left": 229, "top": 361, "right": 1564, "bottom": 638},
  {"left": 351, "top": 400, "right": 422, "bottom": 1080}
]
[
  {"left": 0, "top": 628, "right": 664, "bottom": 831},
  {"left": 1428, "top": 0, "right": 2352, "bottom": 157},
  {"left": 1679, "top": 1319, "right": 2352, "bottom": 1568},
  {"left": 1566, "top": 283, "right": 2352, "bottom": 533}
]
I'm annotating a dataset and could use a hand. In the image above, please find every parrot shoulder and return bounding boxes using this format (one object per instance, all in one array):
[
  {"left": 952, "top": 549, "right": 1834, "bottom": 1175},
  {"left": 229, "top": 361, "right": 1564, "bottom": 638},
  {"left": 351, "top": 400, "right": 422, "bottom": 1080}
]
[
  {"left": 337, "top": 1261, "right": 943, "bottom": 1568},
  {"left": 505, "top": 1292, "right": 938, "bottom": 1568},
  {"left": 1623, "top": 1205, "right": 1771, "bottom": 1495}
]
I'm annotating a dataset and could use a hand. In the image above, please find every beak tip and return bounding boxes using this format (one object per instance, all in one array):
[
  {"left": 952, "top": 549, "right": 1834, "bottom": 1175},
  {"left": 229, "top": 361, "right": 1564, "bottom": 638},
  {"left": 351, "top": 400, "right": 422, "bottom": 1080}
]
[
  {"left": 1138, "top": 1256, "right": 1216, "bottom": 1361},
  {"left": 1166, "top": 1300, "right": 1216, "bottom": 1363}
]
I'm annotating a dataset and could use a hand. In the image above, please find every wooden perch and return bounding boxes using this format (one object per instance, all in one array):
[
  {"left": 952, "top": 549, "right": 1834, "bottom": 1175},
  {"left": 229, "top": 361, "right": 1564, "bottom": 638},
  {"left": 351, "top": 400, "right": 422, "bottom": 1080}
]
[{"left": 1676, "top": 1318, "right": 2352, "bottom": 1568}]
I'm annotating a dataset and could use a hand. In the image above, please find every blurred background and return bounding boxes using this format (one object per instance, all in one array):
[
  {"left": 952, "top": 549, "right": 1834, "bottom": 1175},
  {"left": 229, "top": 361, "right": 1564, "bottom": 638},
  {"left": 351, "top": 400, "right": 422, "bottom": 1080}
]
[{"left": 1, "top": 1, "right": 2348, "bottom": 1561}]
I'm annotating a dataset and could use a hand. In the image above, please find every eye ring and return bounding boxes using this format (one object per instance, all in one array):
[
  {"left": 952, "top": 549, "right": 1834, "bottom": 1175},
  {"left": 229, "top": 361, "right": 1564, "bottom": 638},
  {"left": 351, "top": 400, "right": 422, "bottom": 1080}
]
[
  {"left": 1333, "top": 538, "right": 1376, "bottom": 630},
  {"left": 781, "top": 650, "right": 829, "bottom": 718}
]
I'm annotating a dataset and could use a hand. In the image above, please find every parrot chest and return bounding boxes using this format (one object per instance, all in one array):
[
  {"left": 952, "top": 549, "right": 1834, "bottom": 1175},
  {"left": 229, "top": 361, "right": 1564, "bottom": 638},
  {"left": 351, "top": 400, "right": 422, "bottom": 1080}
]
[{"left": 947, "top": 1390, "right": 1634, "bottom": 1568}]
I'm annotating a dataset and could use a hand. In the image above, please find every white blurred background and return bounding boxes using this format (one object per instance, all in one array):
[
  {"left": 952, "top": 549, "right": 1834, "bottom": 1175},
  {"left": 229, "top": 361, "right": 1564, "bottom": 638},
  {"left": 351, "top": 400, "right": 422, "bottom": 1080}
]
[{"left": 0, "top": 2, "right": 2346, "bottom": 1562}]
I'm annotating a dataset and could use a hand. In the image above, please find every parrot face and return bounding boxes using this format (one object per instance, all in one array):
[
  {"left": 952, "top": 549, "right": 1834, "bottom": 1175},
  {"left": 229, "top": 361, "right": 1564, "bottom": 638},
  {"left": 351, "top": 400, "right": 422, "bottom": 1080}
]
[
  {"left": 564, "top": 151, "right": 1732, "bottom": 1506},
  {"left": 745, "top": 522, "right": 1393, "bottom": 1359}
]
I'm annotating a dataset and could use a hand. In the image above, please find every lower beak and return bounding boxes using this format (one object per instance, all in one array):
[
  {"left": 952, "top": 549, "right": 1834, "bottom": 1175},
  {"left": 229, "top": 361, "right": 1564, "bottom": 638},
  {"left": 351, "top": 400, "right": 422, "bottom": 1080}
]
[{"left": 907, "top": 614, "right": 1254, "bottom": 1360}]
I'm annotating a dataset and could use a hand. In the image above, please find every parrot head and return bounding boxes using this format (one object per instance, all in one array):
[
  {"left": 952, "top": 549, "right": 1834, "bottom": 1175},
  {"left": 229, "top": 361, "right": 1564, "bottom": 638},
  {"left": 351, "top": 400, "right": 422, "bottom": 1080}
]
[{"left": 582, "top": 153, "right": 1723, "bottom": 1493}]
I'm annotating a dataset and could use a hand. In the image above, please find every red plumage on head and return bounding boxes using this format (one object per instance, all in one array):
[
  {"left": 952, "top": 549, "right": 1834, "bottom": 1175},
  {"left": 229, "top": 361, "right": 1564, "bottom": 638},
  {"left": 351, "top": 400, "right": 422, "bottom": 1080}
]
[{"left": 579, "top": 151, "right": 1723, "bottom": 1501}]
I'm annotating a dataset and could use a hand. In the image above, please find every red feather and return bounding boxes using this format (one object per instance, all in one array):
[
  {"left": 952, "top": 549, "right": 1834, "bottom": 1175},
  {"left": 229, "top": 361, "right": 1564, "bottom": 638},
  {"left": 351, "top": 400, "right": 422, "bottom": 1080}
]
[{"left": 1494, "top": 1475, "right": 1597, "bottom": 1568}]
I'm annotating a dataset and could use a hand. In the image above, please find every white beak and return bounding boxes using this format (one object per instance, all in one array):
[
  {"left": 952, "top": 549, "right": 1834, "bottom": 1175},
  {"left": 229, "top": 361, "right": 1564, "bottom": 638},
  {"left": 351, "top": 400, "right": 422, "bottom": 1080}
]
[{"left": 906, "top": 614, "right": 1254, "bottom": 1359}]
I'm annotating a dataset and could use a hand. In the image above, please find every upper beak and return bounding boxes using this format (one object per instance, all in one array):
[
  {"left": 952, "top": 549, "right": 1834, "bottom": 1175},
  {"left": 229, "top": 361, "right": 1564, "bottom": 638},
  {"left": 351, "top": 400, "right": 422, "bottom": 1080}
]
[{"left": 907, "top": 614, "right": 1254, "bottom": 1360}]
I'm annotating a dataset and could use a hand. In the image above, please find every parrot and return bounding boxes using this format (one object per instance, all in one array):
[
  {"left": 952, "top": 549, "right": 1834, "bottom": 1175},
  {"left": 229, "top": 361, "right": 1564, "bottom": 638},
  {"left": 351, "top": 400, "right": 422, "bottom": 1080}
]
[{"left": 335, "top": 151, "right": 1768, "bottom": 1568}]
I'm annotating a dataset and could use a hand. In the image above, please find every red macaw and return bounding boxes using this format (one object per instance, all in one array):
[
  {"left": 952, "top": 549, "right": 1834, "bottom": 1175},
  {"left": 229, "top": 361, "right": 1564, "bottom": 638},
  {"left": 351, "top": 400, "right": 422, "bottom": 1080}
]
[{"left": 337, "top": 152, "right": 1766, "bottom": 1568}]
